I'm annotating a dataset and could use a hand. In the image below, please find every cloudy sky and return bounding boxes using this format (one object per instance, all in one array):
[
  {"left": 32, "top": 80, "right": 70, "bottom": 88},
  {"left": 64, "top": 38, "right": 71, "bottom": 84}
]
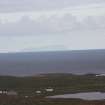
[{"left": 0, "top": 0, "right": 105, "bottom": 52}]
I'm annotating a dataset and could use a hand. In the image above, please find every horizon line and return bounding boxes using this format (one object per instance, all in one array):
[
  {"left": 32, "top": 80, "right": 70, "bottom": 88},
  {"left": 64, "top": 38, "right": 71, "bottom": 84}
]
[{"left": 0, "top": 48, "right": 105, "bottom": 54}]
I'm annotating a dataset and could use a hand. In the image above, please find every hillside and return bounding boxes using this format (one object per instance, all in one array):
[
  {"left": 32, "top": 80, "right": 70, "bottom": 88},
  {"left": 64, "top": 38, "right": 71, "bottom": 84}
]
[{"left": 0, "top": 74, "right": 104, "bottom": 96}]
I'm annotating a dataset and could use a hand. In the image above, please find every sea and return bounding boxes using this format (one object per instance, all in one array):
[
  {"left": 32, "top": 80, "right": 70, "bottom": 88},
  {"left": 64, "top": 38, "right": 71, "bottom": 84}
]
[{"left": 0, "top": 49, "right": 105, "bottom": 76}]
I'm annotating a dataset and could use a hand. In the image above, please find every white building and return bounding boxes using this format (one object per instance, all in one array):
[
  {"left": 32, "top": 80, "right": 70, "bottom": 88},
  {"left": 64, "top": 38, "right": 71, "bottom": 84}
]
[
  {"left": 0, "top": 91, "right": 2, "bottom": 94},
  {"left": 45, "top": 88, "right": 54, "bottom": 92},
  {"left": 3, "top": 91, "right": 7, "bottom": 94},
  {"left": 35, "top": 91, "right": 41, "bottom": 94},
  {"left": 25, "top": 96, "right": 29, "bottom": 98},
  {"left": 0, "top": 90, "right": 8, "bottom": 94}
]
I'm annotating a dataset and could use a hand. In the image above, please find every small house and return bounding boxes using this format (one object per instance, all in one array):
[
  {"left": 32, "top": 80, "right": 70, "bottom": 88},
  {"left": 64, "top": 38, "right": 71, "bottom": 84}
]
[
  {"left": 0, "top": 90, "right": 8, "bottom": 95},
  {"left": 45, "top": 88, "right": 54, "bottom": 92},
  {"left": 3, "top": 90, "right": 7, "bottom": 94},
  {"left": 0, "top": 91, "right": 2, "bottom": 94},
  {"left": 25, "top": 96, "right": 29, "bottom": 98},
  {"left": 35, "top": 91, "right": 41, "bottom": 94}
]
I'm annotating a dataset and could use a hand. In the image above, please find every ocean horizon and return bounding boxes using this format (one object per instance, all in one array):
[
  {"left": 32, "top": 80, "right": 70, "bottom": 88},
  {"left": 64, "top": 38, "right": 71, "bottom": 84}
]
[{"left": 0, "top": 49, "right": 104, "bottom": 76}]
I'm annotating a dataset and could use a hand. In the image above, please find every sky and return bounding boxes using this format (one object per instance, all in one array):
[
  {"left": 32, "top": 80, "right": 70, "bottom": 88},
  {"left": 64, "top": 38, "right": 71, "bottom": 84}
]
[{"left": 0, "top": 0, "right": 105, "bottom": 52}]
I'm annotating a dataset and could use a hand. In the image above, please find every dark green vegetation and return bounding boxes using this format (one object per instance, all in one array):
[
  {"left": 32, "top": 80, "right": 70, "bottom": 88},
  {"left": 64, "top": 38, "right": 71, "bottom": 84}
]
[
  {"left": 0, "top": 73, "right": 105, "bottom": 96},
  {"left": 1, "top": 73, "right": 105, "bottom": 105}
]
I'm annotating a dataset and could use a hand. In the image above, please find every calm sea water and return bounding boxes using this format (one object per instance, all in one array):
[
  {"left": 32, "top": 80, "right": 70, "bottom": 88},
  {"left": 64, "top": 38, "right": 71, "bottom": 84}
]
[
  {"left": 47, "top": 92, "right": 105, "bottom": 100},
  {"left": 0, "top": 50, "right": 105, "bottom": 76}
]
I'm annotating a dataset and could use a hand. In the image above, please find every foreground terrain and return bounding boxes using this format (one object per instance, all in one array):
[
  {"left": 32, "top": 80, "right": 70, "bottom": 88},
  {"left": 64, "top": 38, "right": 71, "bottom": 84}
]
[
  {"left": 0, "top": 96, "right": 105, "bottom": 105},
  {"left": 0, "top": 73, "right": 105, "bottom": 105}
]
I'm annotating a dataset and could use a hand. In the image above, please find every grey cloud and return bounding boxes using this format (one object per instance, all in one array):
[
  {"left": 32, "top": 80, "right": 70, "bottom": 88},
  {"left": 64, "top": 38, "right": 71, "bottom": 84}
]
[
  {"left": 0, "top": 15, "right": 105, "bottom": 36},
  {"left": 0, "top": 0, "right": 105, "bottom": 12},
  {"left": 81, "top": 16, "right": 105, "bottom": 30},
  {"left": 0, "top": 15, "right": 79, "bottom": 36}
]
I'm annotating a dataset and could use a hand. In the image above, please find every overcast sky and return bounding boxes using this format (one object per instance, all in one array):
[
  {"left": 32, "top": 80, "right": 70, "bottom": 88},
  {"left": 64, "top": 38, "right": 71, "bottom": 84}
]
[{"left": 0, "top": 0, "right": 105, "bottom": 52}]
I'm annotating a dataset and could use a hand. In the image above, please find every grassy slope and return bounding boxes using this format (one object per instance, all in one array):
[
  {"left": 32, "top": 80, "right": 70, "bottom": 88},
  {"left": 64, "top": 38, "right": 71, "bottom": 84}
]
[{"left": 0, "top": 73, "right": 105, "bottom": 96}]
